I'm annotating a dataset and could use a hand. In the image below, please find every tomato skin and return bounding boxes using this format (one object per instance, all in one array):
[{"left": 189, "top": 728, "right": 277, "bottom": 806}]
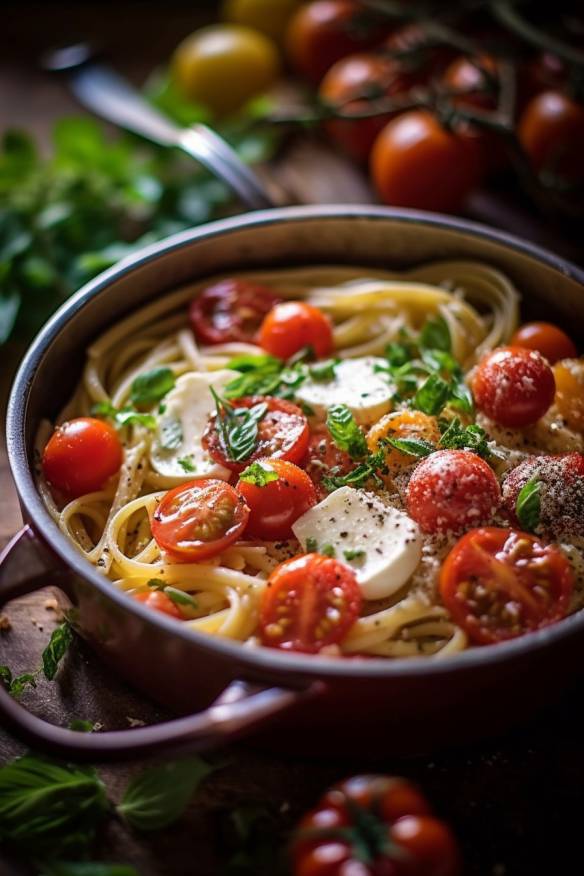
[
  {"left": 502, "top": 453, "right": 584, "bottom": 537},
  {"left": 222, "top": 0, "right": 303, "bottom": 44},
  {"left": 303, "top": 428, "right": 355, "bottom": 500},
  {"left": 390, "top": 816, "right": 461, "bottom": 876},
  {"left": 259, "top": 553, "right": 362, "bottom": 653},
  {"left": 406, "top": 450, "right": 501, "bottom": 535},
  {"left": 370, "top": 111, "right": 483, "bottom": 213},
  {"left": 189, "top": 278, "right": 280, "bottom": 345},
  {"left": 443, "top": 54, "right": 497, "bottom": 111},
  {"left": 510, "top": 322, "right": 577, "bottom": 364},
  {"left": 472, "top": 346, "right": 556, "bottom": 427},
  {"left": 236, "top": 458, "right": 317, "bottom": 539},
  {"left": 259, "top": 301, "right": 333, "bottom": 360},
  {"left": 133, "top": 589, "right": 183, "bottom": 620},
  {"left": 286, "top": 0, "right": 387, "bottom": 84},
  {"left": 554, "top": 358, "right": 584, "bottom": 433},
  {"left": 440, "top": 527, "right": 574, "bottom": 645},
  {"left": 324, "top": 776, "right": 431, "bottom": 824},
  {"left": 367, "top": 411, "right": 440, "bottom": 478},
  {"left": 42, "top": 417, "right": 123, "bottom": 499},
  {"left": 151, "top": 479, "right": 250, "bottom": 562},
  {"left": 203, "top": 395, "right": 310, "bottom": 474},
  {"left": 518, "top": 90, "right": 584, "bottom": 182}
]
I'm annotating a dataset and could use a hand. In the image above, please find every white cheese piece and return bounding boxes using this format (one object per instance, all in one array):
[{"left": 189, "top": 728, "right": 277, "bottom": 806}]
[
  {"left": 292, "top": 486, "right": 422, "bottom": 600},
  {"left": 295, "top": 357, "right": 393, "bottom": 426},
  {"left": 150, "top": 370, "right": 238, "bottom": 482}
]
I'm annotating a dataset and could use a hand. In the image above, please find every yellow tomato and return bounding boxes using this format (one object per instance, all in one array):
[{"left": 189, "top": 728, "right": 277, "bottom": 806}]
[
  {"left": 172, "top": 24, "right": 280, "bottom": 116},
  {"left": 554, "top": 358, "right": 584, "bottom": 433},
  {"left": 222, "top": 0, "right": 304, "bottom": 44},
  {"left": 367, "top": 410, "right": 440, "bottom": 476}
]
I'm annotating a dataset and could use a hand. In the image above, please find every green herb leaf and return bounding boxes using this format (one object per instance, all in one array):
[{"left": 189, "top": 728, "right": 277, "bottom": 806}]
[
  {"left": 163, "top": 587, "right": 198, "bottom": 608},
  {"left": 91, "top": 402, "right": 156, "bottom": 431},
  {"left": 320, "top": 543, "right": 335, "bottom": 557},
  {"left": 227, "top": 353, "right": 281, "bottom": 373},
  {"left": 384, "top": 341, "right": 411, "bottom": 368},
  {"left": 516, "top": 476, "right": 541, "bottom": 532},
  {"left": 130, "top": 367, "right": 175, "bottom": 407},
  {"left": 42, "top": 622, "right": 73, "bottom": 681},
  {"left": 343, "top": 548, "right": 366, "bottom": 561},
  {"left": 413, "top": 374, "right": 450, "bottom": 415},
  {"left": 117, "top": 757, "right": 214, "bottom": 831},
  {"left": 420, "top": 315, "right": 451, "bottom": 352},
  {"left": 177, "top": 455, "right": 197, "bottom": 473},
  {"left": 8, "top": 672, "right": 37, "bottom": 698},
  {"left": 0, "top": 665, "right": 12, "bottom": 686},
  {"left": 438, "top": 417, "right": 496, "bottom": 460},
  {"left": 159, "top": 416, "right": 183, "bottom": 450},
  {"left": 69, "top": 719, "right": 95, "bottom": 733},
  {"left": 306, "top": 536, "right": 318, "bottom": 552},
  {"left": 239, "top": 461, "right": 279, "bottom": 487},
  {"left": 448, "top": 377, "right": 474, "bottom": 414},
  {"left": 40, "top": 862, "right": 138, "bottom": 876},
  {"left": 326, "top": 405, "right": 368, "bottom": 460},
  {"left": 309, "top": 359, "right": 337, "bottom": 381},
  {"left": 384, "top": 436, "right": 436, "bottom": 458},
  {"left": 211, "top": 389, "right": 267, "bottom": 463}
]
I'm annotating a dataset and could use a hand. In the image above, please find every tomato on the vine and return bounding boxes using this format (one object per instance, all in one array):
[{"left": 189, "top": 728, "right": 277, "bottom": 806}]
[
  {"left": 518, "top": 90, "right": 584, "bottom": 183},
  {"left": 236, "top": 457, "right": 317, "bottom": 539},
  {"left": 42, "top": 417, "right": 123, "bottom": 499},
  {"left": 472, "top": 346, "right": 556, "bottom": 427},
  {"left": 189, "top": 278, "right": 280, "bottom": 345},
  {"left": 259, "top": 301, "right": 333, "bottom": 360},
  {"left": 440, "top": 527, "right": 573, "bottom": 645},
  {"left": 443, "top": 54, "right": 498, "bottom": 110},
  {"left": 510, "top": 321, "right": 577, "bottom": 364}
]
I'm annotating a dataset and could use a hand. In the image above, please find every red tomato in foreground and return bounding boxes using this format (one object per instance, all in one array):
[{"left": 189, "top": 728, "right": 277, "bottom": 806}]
[
  {"left": 259, "top": 301, "right": 333, "bottom": 360},
  {"left": 236, "top": 457, "right": 317, "bottom": 539},
  {"left": 203, "top": 395, "right": 310, "bottom": 474},
  {"left": 42, "top": 417, "right": 123, "bottom": 499},
  {"left": 406, "top": 450, "right": 501, "bottom": 535},
  {"left": 440, "top": 527, "right": 573, "bottom": 645},
  {"left": 510, "top": 321, "right": 577, "bottom": 364},
  {"left": 502, "top": 453, "right": 584, "bottom": 537},
  {"left": 189, "top": 278, "right": 280, "bottom": 345},
  {"left": 303, "top": 427, "right": 355, "bottom": 500},
  {"left": 293, "top": 774, "right": 460, "bottom": 876},
  {"left": 151, "top": 479, "right": 249, "bottom": 562},
  {"left": 259, "top": 553, "right": 361, "bottom": 652},
  {"left": 472, "top": 346, "right": 556, "bottom": 427},
  {"left": 370, "top": 111, "right": 483, "bottom": 213},
  {"left": 133, "top": 589, "right": 182, "bottom": 619},
  {"left": 286, "top": 0, "right": 387, "bottom": 84},
  {"left": 518, "top": 90, "right": 584, "bottom": 182}
]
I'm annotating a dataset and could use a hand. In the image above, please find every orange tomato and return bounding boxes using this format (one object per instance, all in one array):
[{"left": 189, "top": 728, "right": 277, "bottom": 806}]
[
  {"left": 554, "top": 359, "right": 584, "bottom": 433},
  {"left": 366, "top": 410, "right": 440, "bottom": 477}
]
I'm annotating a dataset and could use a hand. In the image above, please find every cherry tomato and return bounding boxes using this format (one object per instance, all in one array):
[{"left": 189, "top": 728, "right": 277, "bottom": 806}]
[
  {"left": 320, "top": 53, "right": 417, "bottom": 162},
  {"left": 385, "top": 24, "right": 455, "bottom": 76},
  {"left": 370, "top": 111, "right": 483, "bottom": 213},
  {"left": 259, "top": 553, "right": 362, "bottom": 652},
  {"left": 203, "top": 395, "right": 310, "bottom": 474},
  {"left": 222, "top": 0, "right": 303, "bottom": 44},
  {"left": 440, "top": 527, "right": 574, "bottom": 645},
  {"left": 236, "top": 458, "right": 317, "bottom": 539},
  {"left": 259, "top": 301, "right": 333, "bottom": 360},
  {"left": 502, "top": 452, "right": 584, "bottom": 537},
  {"left": 510, "top": 321, "right": 577, "bottom": 364},
  {"left": 390, "top": 815, "right": 461, "bottom": 876},
  {"left": 472, "top": 346, "right": 556, "bottom": 428},
  {"left": 42, "top": 417, "right": 123, "bottom": 499},
  {"left": 406, "top": 450, "right": 501, "bottom": 535},
  {"left": 189, "top": 278, "right": 281, "bottom": 345},
  {"left": 519, "top": 52, "right": 567, "bottom": 108},
  {"left": 286, "top": 0, "right": 388, "bottom": 84},
  {"left": 554, "top": 358, "right": 584, "bottom": 433},
  {"left": 151, "top": 479, "right": 250, "bottom": 562},
  {"left": 367, "top": 410, "right": 440, "bottom": 477},
  {"left": 518, "top": 90, "right": 584, "bottom": 183},
  {"left": 133, "top": 589, "right": 183, "bottom": 620},
  {"left": 323, "top": 775, "right": 431, "bottom": 823},
  {"left": 172, "top": 24, "right": 280, "bottom": 116},
  {"left": 303, "top": 427, "right": 355, "bottom": 500}
]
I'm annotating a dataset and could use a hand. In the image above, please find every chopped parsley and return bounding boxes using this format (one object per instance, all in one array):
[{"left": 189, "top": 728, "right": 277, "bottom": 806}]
[
  {"left": 309, "top": 359, "right": 338, "bottom": 381},
  {"left": 239, "top": 461, "right": 279, "bottom": 487},
  {"left": 320, "top": 543, "right": 336, "bottom": 557},
  {"left": 516, "top": 476, "right": 541, "bottom": 532},
  {"left": 343, "top": 548, "right": 366, "bottom": 561},
  {"left": 177, "top": 455, "right": 197, "bottom": 473}
]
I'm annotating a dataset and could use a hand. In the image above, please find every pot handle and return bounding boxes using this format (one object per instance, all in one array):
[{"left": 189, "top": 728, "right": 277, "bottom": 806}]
[{"left": 0, "top": 527, "right": 321, "bottom": 761}]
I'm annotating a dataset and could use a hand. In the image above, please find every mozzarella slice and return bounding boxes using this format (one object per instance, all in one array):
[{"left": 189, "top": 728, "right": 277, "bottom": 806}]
[
  {"left": 150, "top": 370, "right": 238, "bottom": 483},
  {"left": 295, "top": 357, "right": 393, "bottom": 426},
  {"left": 292, "top": 486, "right": 422, "bottom": 600}
]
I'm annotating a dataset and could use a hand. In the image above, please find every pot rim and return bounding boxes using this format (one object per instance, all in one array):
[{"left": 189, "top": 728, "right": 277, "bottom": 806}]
[{"left": 7, "top": 204, "right": 584, "bottom": 681}]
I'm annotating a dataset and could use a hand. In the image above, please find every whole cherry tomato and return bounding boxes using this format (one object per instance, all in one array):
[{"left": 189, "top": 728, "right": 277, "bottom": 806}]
[
  {"left": 42, "top": 417, "right": 123, "bottom": 499},
  {"left": 518, "top": 90, "right": 584, "bottom": 183},
  {"left": 472, "top": 346, "right": 556, "bottom": 427},
  {"left": 370, "top": 111, "right": 483, "bottom": 213},
  {"left": 236, "top": 457, "right": 317, "bottom": 539},
  {"left": 503, "top": 452, "right": 584, "bottom": 537},
  {"left": 189, "top": 278, "right": 281, "bottom": 345},
  {"left": 554, "top": 358, "right": 584, "bottom": 433},
  {"left": 440, "top": 527, "right": 573, "bottom": 645},
  {"left": 259, "top": 301, "right": 333, "bottom": 359},
  {"left": 519, "top": 52, "right": 567, "bottom": 107},
  {"left": 133, "top": 589, "right": 183, "bottom": 620},
  {"left": 443, "top": 54, "right": 498, "bottom": 110},
  {"left": 510, "top": 321, "right": 577, "bottom": 364}
]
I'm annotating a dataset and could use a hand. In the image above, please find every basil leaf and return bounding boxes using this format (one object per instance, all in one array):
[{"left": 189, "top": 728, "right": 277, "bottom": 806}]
[
  {"left": 147, "top": 578, "right": 165, "bottom": 589},
  {"left": 448, "top": 378, "right": 474, "bottom": 414},
  {"left": 384, "top": 436, "right": 435, "bottom": 458},
  {"left": 117, "top": 757, "right": 214, "bottom": 831},
  {"left": 0, "top": 665, "right": 12, "bottom": 686},
  {"left": 159, "top": 416, "right": 183, "bottom": 450},
  {"left": 439, "top": 417, "right": 493, "bottom": 460},
  {"left": 229, "top": 402, "right": 267, "bottom": 462},
  {"left": 130, "top": 367, "right": 175, "bottom": 406},
  {"left": 309, "top": 359, "right": 337, "bottom": 381},
  {"left": 413, "top": 374, "right": 450, "bottom": 415},
  {"left": 384, "top": 341, "right": 411, "bottom": 367},
  {"left": 7, "top": 672, "right": 37, "bottom": 698},
  {"left": 516, "top": 476, "right": 541, "bottom": 532},
  {"left": 115, "top": 409, "right": 157, "bottom": 430},
  {"left": 40, "top": 863, "right": 138, "bottom": 876},
  {"left": 239, "top": 461, "right": 279, "bottom": 487},
  {"left": 177, "top": 455, "right": 196, "bottom": 472},
  {"left": 90, "top": 401, "right": 118, "bottom": 419},
  {"left": 224, "top": 368, "right": 282, "bottom": 400},
  {"left": 420, "top": 348, "right": 459, "bottom": 374},
  {"left": 326, "top": 404, "right": 368, "bottom": 460},
  {"left": 306, "top": 536, "right": 318, "bottom": 552},
  {"left": 42, "top": 622, "right": 73, "bottom": 681},
  {"left": 226, "top": 353, "right": 281, "bottom": 373},
  {"left": 420, "top": 315, "right": 451, "bottom": 352},
  {"left": 163, "top": 587, "right": 198, "bottom": 608},
  {"left": 320, "top": 543, "right": 335, "bottom": 557}
]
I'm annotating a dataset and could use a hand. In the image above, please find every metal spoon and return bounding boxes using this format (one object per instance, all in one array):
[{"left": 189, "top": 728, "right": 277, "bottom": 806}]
[{"left": 41, "top": 42, "right": 275, "bottom": 212}]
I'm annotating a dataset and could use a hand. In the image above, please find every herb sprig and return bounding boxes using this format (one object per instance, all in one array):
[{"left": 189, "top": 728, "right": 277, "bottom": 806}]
[
  {"left": 0, "top": 621, "right": 73, "bottom": 699},
  {"left": 211, "top": 388, "right": 268, "bottom": 463}
]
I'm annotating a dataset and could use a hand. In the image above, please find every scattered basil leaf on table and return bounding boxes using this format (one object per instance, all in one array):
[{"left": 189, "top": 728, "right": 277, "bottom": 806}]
[
  {"left": 42, "top": 622, "right": 74, "bottom": 681},
  {"left": 69, "top": 719, "right": 96, "bottom": 733}
]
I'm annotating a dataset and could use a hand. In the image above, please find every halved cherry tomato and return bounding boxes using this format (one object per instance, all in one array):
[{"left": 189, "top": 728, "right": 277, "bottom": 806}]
[
  {"left": 440, "top": 527, "right": 573, "bottom": 645},
  {"left": 133, "top": 589, "right": 183, "bottom": 619},
  {"left": 502, "top": 452, "right": 584, "bottom": 537},
  {"left": 406, "top": 450, "right": 501, "bottom": 534},
  {"left": 370, "top": 111, "right": 483, "bottom": 213},
  {"left": 42, "top": 417, "right": 123, "bottom": 499},
  {"left": 203, "top": 395, "right": 310, "bottom": 474},
  {"left": 189, "top": 278, "right": 280, "bottom": 345},
  {"left": 472, "top": 346, "right": 556, "bottom": 427},
  {"left": 151, "top": 479, "right": 249, "bottom": 562},
  {"left": 518, "top": 90, "right": 584, "bottom": 183},
  {"left": 236, "top": 458, "right": 317, "bottom": 539},
  {"left": 510, "top": 321, "right": 577, "bottom": 364},
  {"left": 285, "top": 0, "right": 387, "bottom": 84},
  {"left": 554, "top": 358, "right": 584, "bottom": 433},
  {"left": 367, "top": 410, "right": 440, "bottom": 477},
  {"left": 259, "top": 301, "right": 333, "bottom": 360},
  {"left": 259, "top": 553, "right": 361, "bottom": 652},
  {"left": 303, "top": 427, "right": 355, "bottom": 500}
]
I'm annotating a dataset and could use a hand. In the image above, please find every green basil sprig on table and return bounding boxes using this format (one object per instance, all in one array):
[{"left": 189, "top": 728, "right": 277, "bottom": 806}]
[
  {"left": 0, "top": 621, "right": 73, "bottom": 698},
  {"left": 516, "top": 476, "right": 541, "bottom": 532},
  {"left": 210, "top": 388, "right": 268, "bottom": 463}
]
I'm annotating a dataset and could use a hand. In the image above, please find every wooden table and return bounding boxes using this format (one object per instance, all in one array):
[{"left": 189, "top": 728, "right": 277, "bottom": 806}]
[{"left": 2, "top": 5, "right": 584, "bottom": 874}]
